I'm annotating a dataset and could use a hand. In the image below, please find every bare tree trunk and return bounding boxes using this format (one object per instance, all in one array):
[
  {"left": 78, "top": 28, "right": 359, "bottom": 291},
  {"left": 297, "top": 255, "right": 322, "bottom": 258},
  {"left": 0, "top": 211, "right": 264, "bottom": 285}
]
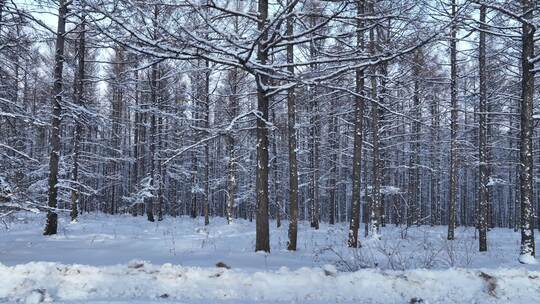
[
  {"left": 255, "top": 0, "right": 270, "bottom": 253},
  {"left": 348, "top": 0, "right": 365, "bottom": 248},
  {"left": 447, "top": 0, "right": 458, "bottom": 240},
  {"left": 226, "top": 69, "right": 238, "bottom": 224},
  {"left": 147, "top": 6, "right": 160, "bottom": 222},
  {"left": 225, "top": 133, "right": 236, "bottom": 223},
  {"left": 329, "top": 110, "right": 338, "bottom": 225},
  {"left": 286, "top": 0, "right": 299, "bottom": 251},
  {"left": 132, "top": 62, "right": 140, "bottom": 213},
  {"left": 204, "top": 60, "right": 210, "bottom": 226},
  {"left": 430, "top": 93, "right": 440, "bottom": 226},
  {"left": 478, "top": 4, "right": 488, "bottom": 252},
  {"left": 157, "top": 68, "right": 164, "bottom": 221},
  {"left": 369, "top": 0, "right": 382, "bottom": 236},
  {"left": 363, "top": 144, "right": 370, "bottom": 237},
  {"left": 44, "top": 0, "right": 68, "bottom": 235},
  {"left": 70, "top": 18, "right": 86, "bottom": 223},
  {"left": 190, "top": 151, "right": 198, "bottom": 219},
  {"left": 519, "top": 0, "right": 536, "bottom": 262},
  {"left": 138, "top": 74, "right": 146, "bottom": 217},
  {"left": 408, "top": 50, "right": 422, "bottom": 227},
  {"left": 309, "top": 99, "right": 320, "bottom": 229},
  {"left": 109, "top": 47, "right": 125, "bottom": 215},
  {"left": 147, "top": 60, "right": 157, "bottom": 223},
  {"left": 370, "top": 74, "right": 381, "bottom": 235},
  {"left": 271, "top": 109, "right": 281, "bottom": 228},
  {"left": 308, "top": 12, "right": 320, "bottom": 230}
]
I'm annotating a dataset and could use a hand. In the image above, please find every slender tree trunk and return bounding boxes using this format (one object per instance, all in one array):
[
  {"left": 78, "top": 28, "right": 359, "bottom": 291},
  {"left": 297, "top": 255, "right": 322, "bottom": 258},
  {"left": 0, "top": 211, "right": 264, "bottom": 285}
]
[
  {"left": 255, "top": 0, "right": 270, "bottom": 253},
  {"left": 364, "top": 146, "right": 370, "bottom": 238},
  {"left": 226, "top": 69, "right": 238, "bottom": 224},
  {"left": 147, "top": 6, "right": 160, "bottom": 222},
  {"left": 329, "top": 111, "right": 338, "bottom": 225},
  {"left": 191, "top": 151, "right": 198, "bottom": 218},
  {"left": 309, "top": 100, "right": 320, "bottom": 229},
  {"left": 286, "top": 0, "right": 299, "bottom": 251},
  {"left": 148, "top": 60, "right": 157, "bottom": 223},
  {"left": 132, "top": 64, "right": 140, "bottom": 213},
  {"left": 519, "top": 0, "right": 536, "bottom": 262},
  {"left": 70, "top": 18, "right": 86, "bottom": 223},
  {"left": 430, "top": 94, "right": 440, "bottom": 226},
  {"left": 271, "top": 109, "right": 281, "bottom": 228},
  {"left": 369, "top": 0, "right": 382, "bottom": 236},
  {"left": 44, "top": 0, "right": 68, "bottom": 236},
  {"left": 348, "top": 0, "right": 365, "bottom": 248},
  {"left": 157, "top": 68, "right": 164, "bottom": 221},
  {"left": 225, "top": 133, "right": 236, "bottom": 223},
  {"left": 478, "top": 4, "right": 488, "bottom": 252},
  {"left": 110, "top": 47, "right": 124, "bottom": 215},
  {"left": 508, "top": 112, "right": 515, "bottom": 229},
  {"left": 309, "top": 13, "right": 320, "bottom": 230},
  {"left": 447, "top": 0, "right": 458, "bottom": 240},
  {"left": 370, "top": 72, "right": 381, "bottom": 235},
  {"left": 139, "top": 80, "right": 146, "bottom": 217},
  {"left": 204, "top": 60, "right": 210, "bottom": 226},
  {"left": 408, "top": 50, "right": 422, "bottom": 227}
]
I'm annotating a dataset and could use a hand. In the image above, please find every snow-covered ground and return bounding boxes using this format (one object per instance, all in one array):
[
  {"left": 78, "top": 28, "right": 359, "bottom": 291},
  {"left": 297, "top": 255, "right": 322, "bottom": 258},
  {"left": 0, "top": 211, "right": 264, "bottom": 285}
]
[{"left": 0, "top": 213, "right": 539, "bottom": 303}]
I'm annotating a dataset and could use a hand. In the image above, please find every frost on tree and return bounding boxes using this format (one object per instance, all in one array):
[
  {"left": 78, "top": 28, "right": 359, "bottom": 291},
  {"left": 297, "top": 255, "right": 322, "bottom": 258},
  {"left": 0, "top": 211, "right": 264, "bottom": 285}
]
[{"left": 0, "top": 176, "right": 12, "bottom": 204}]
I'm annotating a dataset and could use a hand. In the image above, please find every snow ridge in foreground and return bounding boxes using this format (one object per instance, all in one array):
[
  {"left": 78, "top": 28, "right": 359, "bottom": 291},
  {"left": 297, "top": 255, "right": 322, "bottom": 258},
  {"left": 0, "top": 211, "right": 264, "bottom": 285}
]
[{"left": 1, "top": 261, "right": 539, "bottom": 304}]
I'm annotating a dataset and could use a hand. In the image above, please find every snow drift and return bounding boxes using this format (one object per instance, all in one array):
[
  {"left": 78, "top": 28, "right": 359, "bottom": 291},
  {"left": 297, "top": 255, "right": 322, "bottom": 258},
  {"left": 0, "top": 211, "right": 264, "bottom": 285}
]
[{"left": 1, "top": 261, "right": 539, "bottom": 303}]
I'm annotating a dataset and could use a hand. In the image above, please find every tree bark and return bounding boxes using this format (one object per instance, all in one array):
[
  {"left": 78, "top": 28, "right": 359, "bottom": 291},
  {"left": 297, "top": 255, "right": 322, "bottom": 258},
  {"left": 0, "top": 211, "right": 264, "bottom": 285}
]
[
  {"left": 147, "top": 58, "right": 157, "bottom": 223},
  {"left": 70, "top": 18, "right": 86, "bottom": 223},
  {"left": 286, "top": 0, "right": 299, "bottom": 251},
  {"left": 369, "top": 0, "right": 382, "bottom": 236},
  {"left": 190, "top": 151, "right": 198, "bottom": 219},
  {"left": 447, "top": 0, "right": 458, "bottom": 240},
  {"left": 204, "top": 60, "right": 210, "bottom": 226},
  {"left": 478, "top": 4, "right": 488, "bottom": 252},
  {"left": 255, "top": 0, "right": 270, "bottom": 253},
  {"left": 44, "top": 0, "right": 68, "bottom": 235},
  {"left": 309, "top": 13, "right": 320, "bottom": 230},
  {"left": 226, "top": 69, "right": 238, "bottom": 224},
  {"left": 519, "top": 0, "right": 536, "bottom": 262},
  {"left": 430, "top": 92, "right": 440, "bottom": 226},
  {"left": 271, "top": 109, "right": 281, "bottom": 228},
  {"left": 329, "top": 111, "right": 338, "bottom": 225},
  {"left": 348, "top": 0, "right": 365, "bottom": 248},
  {"left": 408, "top": 50, "right": 422, "bottom": 227}
]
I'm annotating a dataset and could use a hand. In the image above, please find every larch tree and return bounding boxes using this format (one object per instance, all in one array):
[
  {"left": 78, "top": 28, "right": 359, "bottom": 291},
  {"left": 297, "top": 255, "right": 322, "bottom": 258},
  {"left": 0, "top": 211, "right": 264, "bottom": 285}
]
[
  {"left": 348, "top": 0, "right": 365, "bottom": 249},
  {"left": 478, "top": 3, "right": 488, "bottom": 252},
  {"left": 254, "top": 0, "right": 271, "bottom": 253},
  {"left": 408, "top": 49, "right": 422, "bottom": 227},
  {"left": 518, "top": 0, "right": 536, "bottom": 263},
  {"left": 369, "top": 0, "right": 382, "bottom": 236},
  {"left": 44, "top": 0, "right": 69, "bottom": 236},
  {"left": 286, "top": 0, "right": 299, "bottom": 251},
  {"left": 447, "top": 0, "right": 458, "bottom": 241},
  {"left": 70, "top": 15, "right": 87, "bottom": 223}
]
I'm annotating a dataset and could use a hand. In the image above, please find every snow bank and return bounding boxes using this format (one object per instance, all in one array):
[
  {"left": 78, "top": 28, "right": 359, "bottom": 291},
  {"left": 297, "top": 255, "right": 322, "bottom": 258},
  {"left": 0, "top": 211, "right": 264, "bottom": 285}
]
[
  {"left": 519, "top": 253, "right": 538, "bottom": 265},
  {"left": 1, "top": 261, "right": 539, "bottom": 303}
]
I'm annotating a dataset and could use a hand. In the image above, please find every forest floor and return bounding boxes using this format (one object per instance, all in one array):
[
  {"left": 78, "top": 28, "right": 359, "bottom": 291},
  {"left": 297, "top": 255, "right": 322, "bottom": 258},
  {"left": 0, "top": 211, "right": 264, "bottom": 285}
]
[{"left": 1, "top": 213, "right": 539, "bottom": 303}]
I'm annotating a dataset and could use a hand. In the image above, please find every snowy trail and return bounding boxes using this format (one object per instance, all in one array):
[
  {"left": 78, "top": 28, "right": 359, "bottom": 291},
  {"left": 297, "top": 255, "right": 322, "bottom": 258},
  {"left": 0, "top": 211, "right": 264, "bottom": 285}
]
[{"left": 1, "top": 261, "right": 539, "bottom": 304}]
